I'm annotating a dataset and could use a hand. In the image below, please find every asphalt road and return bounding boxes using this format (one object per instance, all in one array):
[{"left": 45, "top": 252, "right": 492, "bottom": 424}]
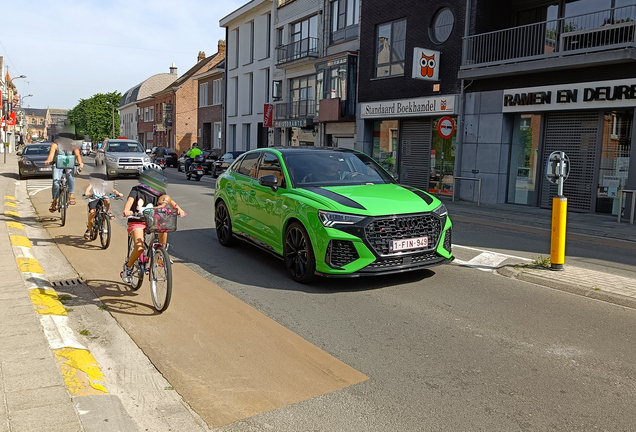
[{"left": 52, "top": 158, "right": 636, "bottom": 430}]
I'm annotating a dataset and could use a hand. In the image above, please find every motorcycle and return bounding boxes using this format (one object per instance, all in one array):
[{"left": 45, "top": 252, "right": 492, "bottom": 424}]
[
  {"left": 155, "top": 157, "right": 166, "bottom": 170},
  {"left": 186, "top": 155, "right": 205, "bottom": 181}
]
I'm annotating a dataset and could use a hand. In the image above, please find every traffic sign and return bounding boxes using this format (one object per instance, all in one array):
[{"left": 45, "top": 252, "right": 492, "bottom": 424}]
[
  {"left": 545, "top": 151, "right": 570, "bottom": 185},
  {"left": 437, "top": 116, "right": 455, "bottom": 139}
]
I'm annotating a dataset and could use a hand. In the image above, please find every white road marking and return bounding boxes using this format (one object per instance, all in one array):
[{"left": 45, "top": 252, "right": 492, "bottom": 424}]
[
  {"left": 453, "top": 244, "right": 531, "bottom": 272},
  {"left": 454, "top": 244, "right": 532, "bottom": 261},
  {"left": 40, "top": 314, "right": 87, "bottom": 350},
  {"left": 26, "top": 179, "right": 52, "bottom": 196}
]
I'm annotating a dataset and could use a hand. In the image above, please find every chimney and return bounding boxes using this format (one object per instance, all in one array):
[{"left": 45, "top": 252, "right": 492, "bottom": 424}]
[
  {"left": 197, "top": 51, "right": 206, "bottom": 62},
  {"left": 169, "top": 63, "right": 178, "bottom": 75},
  {"left": 218, "top": 40, "right": 226, "bottom": 56}
]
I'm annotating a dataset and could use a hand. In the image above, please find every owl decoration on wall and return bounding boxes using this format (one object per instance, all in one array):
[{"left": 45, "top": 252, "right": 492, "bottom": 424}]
[
  {"left": 420, "top": 53, "right": 436, "bottom": 78},
  {"left": 412, "top": 48, "right": 440, "bottom": 81}
]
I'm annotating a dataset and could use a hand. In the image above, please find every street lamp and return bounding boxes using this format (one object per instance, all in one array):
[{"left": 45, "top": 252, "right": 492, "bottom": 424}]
[
  {"left": 20, "top": 94, "right": 33, "bottom": 107},
  {"left": 3, "top": 74, "right": 27, "bottom": 162}
]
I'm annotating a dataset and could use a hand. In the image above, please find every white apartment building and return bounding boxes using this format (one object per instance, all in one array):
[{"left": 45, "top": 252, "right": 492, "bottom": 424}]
[
  {"left": 118, "top": 66, "right": 178, "bottom": 142},
  {"left": 272, "top": 0, "right": 324, "bottom": 147},
  {"left": 220, "top": 0, "right": 276, "bottom": 151}
]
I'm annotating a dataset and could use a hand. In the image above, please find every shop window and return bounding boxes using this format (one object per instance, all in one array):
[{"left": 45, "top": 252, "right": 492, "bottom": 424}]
[
  {"left": 429, "top": 117, "right": 457, "bottom": 196},
  {"left": 372, "top": 120, "right": 399, "bottom": 176},
  {"left": 597, "top": 111, "right": 632, "bottom": 215},
  {"left": 375, "top": 19, "right": 406, "bottom": 78},
  {"left": 507, "top": 114, "right": 541, "bottom": 205}
]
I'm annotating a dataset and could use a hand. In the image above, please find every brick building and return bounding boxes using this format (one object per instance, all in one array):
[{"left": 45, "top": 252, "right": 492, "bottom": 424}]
[
  {"left": 24, "top": 108, "right": 51, "bottom": 140},
  {"left": 152, "top": 47, "right": 226, "bottom": 153},
  {"left": 356, "top": 0, "right": 465, "bottom": 195},
  {"left": 195, "top": 55, "right": 225, "bottom": 153}
]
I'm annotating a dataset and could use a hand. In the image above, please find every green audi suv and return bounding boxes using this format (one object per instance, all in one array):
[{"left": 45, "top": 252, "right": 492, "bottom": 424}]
[{"left": 214, "top": 147, "right": 453, "bottom": 283}]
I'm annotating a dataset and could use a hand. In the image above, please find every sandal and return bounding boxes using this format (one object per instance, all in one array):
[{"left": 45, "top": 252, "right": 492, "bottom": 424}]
[
  {"left": 83, "top": 229, "right": 91, "bottom": 240},
  {"left": 69, "top": 198, "right": 77, "bottom": 205},
  {"left": 49, "top": 201, "right": 57, "bottom": 213},
  {"left": 108, "top": 212, "right": 115, "bottom": 220}
]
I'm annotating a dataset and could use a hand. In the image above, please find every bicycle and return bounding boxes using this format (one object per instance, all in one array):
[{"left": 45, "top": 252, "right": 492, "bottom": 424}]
[
  {"left": 124, "top": 208, "right": 178, "bottom": 312},
  {"left": 51, "top": 155, "right": 80, "bottom": 227},
  {"left": 84, "top": 193, "right": 120, "bottom": 249}
]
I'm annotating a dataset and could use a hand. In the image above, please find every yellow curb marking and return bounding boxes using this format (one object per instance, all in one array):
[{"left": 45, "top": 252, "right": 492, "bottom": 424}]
[
  {"left": 17, "top": 257, "right": 44, "bottom": 274},
  {"left": 4, "top": 195, "right": 15, "bottom": 200},
  {"left": 6, "top": 221, "right": 24, "bottom": 230},
  {"left": 54, "top": 348, "right": 108, "bottom": 395},
  {"left": 10, "top": 235, "right": 32, "bottom": 248},
  {"left": 4, "top": 201, "right": 16, "bottom": 208},
  {"left": 4, "top": 210, "right": 19, "bottom": 218},
  {"left": 28, "top": 288, "right": 67, "bottom": 316}
]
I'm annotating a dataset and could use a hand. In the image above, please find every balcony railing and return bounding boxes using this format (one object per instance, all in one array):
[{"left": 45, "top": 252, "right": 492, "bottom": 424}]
[
  {"left": 274, "top": 100, "right": 316, "bottom": 120},
  {"left": 276, "top": 37, "right": 319, "bottom": 65},
  {"left": 462, "top": 5, "right": 636, "bottom": 68}
]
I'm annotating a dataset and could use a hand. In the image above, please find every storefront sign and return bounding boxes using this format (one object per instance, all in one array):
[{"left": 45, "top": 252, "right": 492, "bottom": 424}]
[
  {"left": 263, "top": 104, "right": 274, "bottom": 128},
  {"left": 273, "top": 119, "right": 313, "bottom": 128},
  {"left": 412, "top": 48, "right": 440, "bottom": 81},
  {"left": 154, "top": 124, "right": 165, "bottom": 132},
  {"left": 360, "top": 95, "right": 456, "bottom": 119},
  {"left": 503, "top": 79, "right": 636, "bottom": 112}
]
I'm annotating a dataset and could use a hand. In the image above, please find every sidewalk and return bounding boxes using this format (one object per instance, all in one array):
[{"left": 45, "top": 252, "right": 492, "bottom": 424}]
[
  {"left": 444, "top": 197, "right": 636, "bottom": 310},
  {"left": 0, "top": 154, "right": 84, "bottom": 432}
]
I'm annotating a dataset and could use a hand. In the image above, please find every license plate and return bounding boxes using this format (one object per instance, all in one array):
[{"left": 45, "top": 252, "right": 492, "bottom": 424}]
[
  {"left": 124, "top": 166, "right": 140, "bottom": 170},
  {"left": 39, "top": 167, "right": 52, "bottom": 171},
  {"left": 389, "top": 236, "right": 429, "bottom": 252}
]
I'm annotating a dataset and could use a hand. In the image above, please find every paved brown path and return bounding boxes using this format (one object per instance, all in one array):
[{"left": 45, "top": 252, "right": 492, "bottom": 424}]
[{"left": 30, "top": 178, "right": 367, "bottom": 427}]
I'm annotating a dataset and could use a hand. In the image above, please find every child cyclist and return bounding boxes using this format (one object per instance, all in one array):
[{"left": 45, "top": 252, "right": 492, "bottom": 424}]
[
  {"left": 121, "top": 167, "right": 185, "bottom": 283},
  {"left": 83, "top": 175, "right": 123, "bottom": 240}
]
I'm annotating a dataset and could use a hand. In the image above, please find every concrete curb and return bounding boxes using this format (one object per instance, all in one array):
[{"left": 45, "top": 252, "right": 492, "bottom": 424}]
[
  {"left": 6, "top": 177, "right": 138, "bottom": 432},
  {"left": 496, "top": 265, "right": 636, "bottom": 310}
]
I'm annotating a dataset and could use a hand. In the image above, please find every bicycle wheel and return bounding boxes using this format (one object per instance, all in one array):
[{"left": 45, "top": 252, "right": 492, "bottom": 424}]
[
  {"left": 126, "top": 235, "right": 143, "bottom": 291},
  {"left": 59, "top": 186, "right": 68, "bottom": 227},
  {"left": 150, "top": 245, "right": 172, "bottom": 312},
  {"left": 99, "top": 212, "right": 111, "bottom": 249}
]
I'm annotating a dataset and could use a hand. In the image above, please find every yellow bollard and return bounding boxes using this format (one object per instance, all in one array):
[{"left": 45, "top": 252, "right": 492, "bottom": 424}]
[{"left": 550, "top": 197, "right": 567, "bottom": 270}]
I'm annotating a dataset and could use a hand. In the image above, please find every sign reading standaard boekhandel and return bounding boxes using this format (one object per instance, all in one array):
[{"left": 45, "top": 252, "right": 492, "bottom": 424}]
[
  {"left": 503, "top": 79, "right": 636, "bottom": 113},
  {"left": 360, "top": 95, "right": 456, "bottom": 118}
]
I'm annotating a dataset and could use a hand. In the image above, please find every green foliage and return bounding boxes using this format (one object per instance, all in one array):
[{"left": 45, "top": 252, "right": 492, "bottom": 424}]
[{"left": 68, "top": 92, "right": 122, "bottom": 143}]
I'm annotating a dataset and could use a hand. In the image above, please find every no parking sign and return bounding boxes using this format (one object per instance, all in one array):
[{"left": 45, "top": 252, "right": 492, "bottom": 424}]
[{"left": 437, "top": 116, "right": 455, "bottom": 139}]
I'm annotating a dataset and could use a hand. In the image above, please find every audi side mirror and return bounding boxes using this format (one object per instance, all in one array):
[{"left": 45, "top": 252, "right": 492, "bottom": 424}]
[{"left": 258, "top": 174, "right": 279, "bottom": 191}]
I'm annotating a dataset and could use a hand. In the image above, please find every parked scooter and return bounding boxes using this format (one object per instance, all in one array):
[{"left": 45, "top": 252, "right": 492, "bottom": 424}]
[{"left": 186, "top": 155, "right": 205, "bottom": 181}]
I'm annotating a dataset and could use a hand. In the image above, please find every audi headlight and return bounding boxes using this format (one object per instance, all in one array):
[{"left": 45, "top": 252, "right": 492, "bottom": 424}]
[
  {"left": 318, "top": 210, "right": 366, "bottom": 227},
  {"left": 432, "top": 203, "right": 448, "bottom": 218}
]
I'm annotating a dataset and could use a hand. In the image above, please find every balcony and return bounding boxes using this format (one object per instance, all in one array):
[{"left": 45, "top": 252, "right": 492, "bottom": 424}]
[
  {"left": 460, "top": 5, "right": 636, "bottom": 79},
  {"left": 276, "top": 37, "right": 319, "bottom": 66},
  {"left": 274, "top": 100, "right": 316, "bottom": 120}
]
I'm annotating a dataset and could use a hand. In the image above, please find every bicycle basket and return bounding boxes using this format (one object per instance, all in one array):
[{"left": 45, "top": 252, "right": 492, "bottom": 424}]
[
  {"left": 55, "top": 154, "right": 76, "bottom": 169},
  {"left": 143, "top": 207, "right": 178, "bottom": 233}
]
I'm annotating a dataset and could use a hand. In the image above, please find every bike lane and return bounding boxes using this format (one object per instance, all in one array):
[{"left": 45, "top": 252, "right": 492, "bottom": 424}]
[{"left": 29, "top": 176, "right": 368, "bottom": 428}]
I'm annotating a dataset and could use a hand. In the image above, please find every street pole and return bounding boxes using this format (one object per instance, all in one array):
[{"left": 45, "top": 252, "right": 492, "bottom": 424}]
[
  {"left": 550, "top": 151, "right": 568, "bottom": 271},
  {"left": 112, "top": 105, "right": 115, "bottom": 139}
]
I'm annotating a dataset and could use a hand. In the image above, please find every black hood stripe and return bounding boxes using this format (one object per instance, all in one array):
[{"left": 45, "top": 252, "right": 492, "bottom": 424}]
[
  {"left": 302, "top": 187, "right": 367, "bottom": 210},
  {"left": 400, "top": 185, "right": 434, "bottom": 205}
]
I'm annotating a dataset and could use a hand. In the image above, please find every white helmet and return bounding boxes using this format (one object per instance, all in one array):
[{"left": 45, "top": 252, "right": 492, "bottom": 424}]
[{"left": 144, "top": 161, "right": 163, "bottom": 171}]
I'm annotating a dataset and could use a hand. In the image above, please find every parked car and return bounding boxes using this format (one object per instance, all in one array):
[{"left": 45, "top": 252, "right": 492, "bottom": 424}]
[
  {"left": 150, "top": 147, "right": 179, "bottom": 168},
  {"left": 214, "top": 147, "right": 453, "bottom": 283},
  {"left": 104, "top": 139, "right": 150, "bottom": 179},
  {"left": 17, "top": 142, "right": 54, "bottom": 180},
  {"left": 211, "top": 151, "right": 245, "bottom": 178}
]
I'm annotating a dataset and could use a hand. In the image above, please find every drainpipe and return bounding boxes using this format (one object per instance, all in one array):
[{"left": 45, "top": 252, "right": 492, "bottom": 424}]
[{"left": 454, "top": 0, "right": 472, "bottom": 197}]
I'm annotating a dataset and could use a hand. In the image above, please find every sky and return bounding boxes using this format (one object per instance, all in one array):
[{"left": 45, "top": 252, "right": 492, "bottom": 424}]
[{"left": 1, "top": 0, "right": 244, "bottom": 110}]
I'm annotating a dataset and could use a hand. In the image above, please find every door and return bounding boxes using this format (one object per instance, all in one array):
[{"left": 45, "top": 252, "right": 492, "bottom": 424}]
[
  {"left": 232, "top": 152, "right": 261, "bottom": 234},
  {"left": 540, "top": 111, "right": 600, "bottom": 212},
  {"left": 399, "top": 119, "right": 432, "bottom": 191},
  {"left": 257, "top": 123, "right": 268, "bottom": 148},
  {"left": 251, "top": 151, "right": 287, "bottom": 252}
]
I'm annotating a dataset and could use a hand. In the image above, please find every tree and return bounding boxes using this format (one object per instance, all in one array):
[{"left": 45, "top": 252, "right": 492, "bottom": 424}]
[{"left": 68, "top": 92, "right": 121, "bottom": 143}]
